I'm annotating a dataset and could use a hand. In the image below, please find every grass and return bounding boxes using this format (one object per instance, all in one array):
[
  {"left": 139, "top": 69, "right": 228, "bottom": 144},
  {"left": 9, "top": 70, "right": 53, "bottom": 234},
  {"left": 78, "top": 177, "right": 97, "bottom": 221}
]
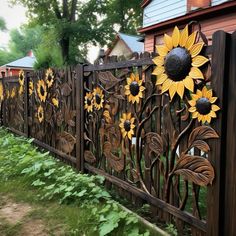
[{"left": 0, "top": 127, "right": 163, "bottom": 236}]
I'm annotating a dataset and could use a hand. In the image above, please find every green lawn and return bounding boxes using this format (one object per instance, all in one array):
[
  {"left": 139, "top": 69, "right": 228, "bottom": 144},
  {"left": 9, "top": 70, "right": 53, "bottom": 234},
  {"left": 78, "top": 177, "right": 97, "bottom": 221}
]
[{"left": 0, "top": 127, "right": 164, "bottom": 236}]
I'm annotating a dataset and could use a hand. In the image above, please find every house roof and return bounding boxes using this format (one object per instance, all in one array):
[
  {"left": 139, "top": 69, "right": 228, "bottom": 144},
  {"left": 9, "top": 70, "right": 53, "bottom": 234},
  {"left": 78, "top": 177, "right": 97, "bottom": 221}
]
[
  {"left": 141, "top": 0, "right": 152, "bottom": 8},
  {"left": 1, "top": 55, "right": 36, "bottom": 69},
  {"left": 118, "top": 33, "right": 144, "bottom": 53}
]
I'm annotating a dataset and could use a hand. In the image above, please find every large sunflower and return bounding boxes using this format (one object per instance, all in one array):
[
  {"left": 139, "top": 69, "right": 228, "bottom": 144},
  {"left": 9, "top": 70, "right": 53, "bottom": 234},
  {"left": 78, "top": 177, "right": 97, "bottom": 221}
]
[
  {"left": 37, "top": 105, "right": 44, "bottom": 123},
  {"left": 119, "top": 113, "right": 135, "bottom": 140},
  {"left": 188, "top": 86, "right": 220, "bottom": 123},
  {"left": 37, "top": 80, "right": 47, "bottom": 102},
  {"left": 153, "top": 25, "right": 209, "bottom": 100},
  {"left": 45, "top": 68, "right": 54, "bottom": 88},
  {"left": 29, "top": 81, "right": 34, "bottom": 95},
  {"left": 125, "top": 73, "right": 145, "bottom": 104},
  {"left": 18, "top": 70, "right": 24, "bottom": 86},
  {"left": 84, "top": 92, "right": 93, "bottom": 112},
  {"left": 19, "top": 85, "right": 24, "bottom": 95},
  {"left": 93, "top": 87, "right": 104, "bottom": 110}
]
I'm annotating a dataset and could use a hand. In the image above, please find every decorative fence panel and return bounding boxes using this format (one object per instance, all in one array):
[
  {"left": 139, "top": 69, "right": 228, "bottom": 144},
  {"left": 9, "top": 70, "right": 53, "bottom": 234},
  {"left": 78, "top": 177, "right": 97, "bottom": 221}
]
[{"left": 0, "top": 28, "right": 236, "bottom": 236}]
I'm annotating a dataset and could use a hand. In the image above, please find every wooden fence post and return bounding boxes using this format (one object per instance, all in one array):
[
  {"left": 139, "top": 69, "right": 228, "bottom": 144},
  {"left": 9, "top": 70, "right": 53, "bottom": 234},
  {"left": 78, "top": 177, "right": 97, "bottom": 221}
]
[
  {"left": 75, "top": 64, "right": 84, "bottom": 172},
  {"left": 24, "top": 72, "right": 29, "bottom": 137},
  {"left": 223, "top": 30, "right": 236, "bottom": 236},
  {"left": 207, "top": 31, "right": 230, "bottom": 236}
]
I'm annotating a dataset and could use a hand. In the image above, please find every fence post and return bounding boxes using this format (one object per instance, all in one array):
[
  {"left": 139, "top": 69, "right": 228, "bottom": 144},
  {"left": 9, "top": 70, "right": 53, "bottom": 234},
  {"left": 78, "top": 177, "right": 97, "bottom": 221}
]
[
  {"left": 75, "top": 64, "right": 84, "bottom": 172},
  {"left": 24, "top": 72, "right": 29, "bottom": 137},
  {"left": 223, "top": 30, "right": 236, "bottom": 236},
  {"left": 207, "top": 31, "right": 230, "bottom": 236}
]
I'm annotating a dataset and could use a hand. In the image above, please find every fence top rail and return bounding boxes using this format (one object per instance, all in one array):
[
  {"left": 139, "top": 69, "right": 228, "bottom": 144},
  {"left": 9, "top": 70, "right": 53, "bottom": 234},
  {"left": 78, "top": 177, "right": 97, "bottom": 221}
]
[{"left": 84, "top": 46, "right": 212, "bottom": 72}]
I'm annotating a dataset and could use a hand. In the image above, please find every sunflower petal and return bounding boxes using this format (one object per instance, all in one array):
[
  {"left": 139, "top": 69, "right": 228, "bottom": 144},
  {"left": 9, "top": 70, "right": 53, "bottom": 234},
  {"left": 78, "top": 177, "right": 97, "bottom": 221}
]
[
  {"left": 198, "top": 114, "right": 203, "bottom": 122},
  {"left": 185, "top": 32, "right": 197, "bottom": 50},
  {"left": 172, "top": 26, "right": 180, "bottom": 47},
  {"left": 190, "top": 42, "right": 204, "bottom": 58},
  {"left": 206, "top": 89, "right": 213, "bottom": 99},
  {"left": 192, "top": 56, "right": 209, "bottom": 67},
  {"left": 192, "top": 94, "right": 200, "bottom": 100},
  {"left": 128, "top": 132, "right": 132, "bottom": 140},
  {"left": 206, "top": 115, "right": 211, "bottom": 123},
  {"left": 189, "top": 106, "right": 197, "bottom": 112},
  {"left": 212, "top": 104, "right": 220, "bottom": 111},
  {"left": 156, "top": 73, "right": 168, "bottom": 85},
  {"left": 176, "top": 81, "right": 185, "bottom": 98},
  {"left": 161, "top": 79, "right": 172, "bottom": 93},
  {"left": 192, "top": 111, "right": 199, "bottom": 118},
  {"left": 164, "top": 34, "right": 173, "bottom": 50},
  {"left": 183, "top": 76, "right": 194, "bottom": 92},
  {"left": 202, "top": 86, "right": 208, "bottom": 97},
  {"left": 210, "top": 97, "right": 217, "bottom": 103},
  {"left": 169, "top": 82, "right": 177, "bottom": 100},
  {"left": 196, "top": 89, "right": 202, "bottom": 97},
  {"left": 179, "top": 25, "right": 189, "bottom": 47},
  {"left": 152, "top": 66, "right": 165, "bottom": 76},
  {"left": 209, "top": 110, "right": 217, "bottom": 118},
  {"left": 189, "top": 67, "right": 204, "bottom": 79},
  {"left": 156, "top": 45, "right": 169, "bottom": 57},
  {"left": 153, "top": 56, "right": 164, "bottom": 66},
  {"left": 188, "top": 99, "right": 196, "bottom": 106}
]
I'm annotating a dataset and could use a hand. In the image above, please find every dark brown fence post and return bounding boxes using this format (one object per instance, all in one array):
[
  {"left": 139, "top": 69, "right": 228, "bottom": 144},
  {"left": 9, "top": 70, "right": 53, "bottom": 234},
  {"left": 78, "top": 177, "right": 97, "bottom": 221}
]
[
  {"left": 2, "top": 77, "right": 6, "bottom": 127},
  {"left": 207, "top": 31, "right": 230, "bottom": 236},
  {"left": 24, "top": 72, "right": 29, "bottom": 137},
  {"left": 75, "top": 64, "right": 84, "bottom": 172},
  {"left": 223, "top": 30, "right": 236, "bottom": 236}
]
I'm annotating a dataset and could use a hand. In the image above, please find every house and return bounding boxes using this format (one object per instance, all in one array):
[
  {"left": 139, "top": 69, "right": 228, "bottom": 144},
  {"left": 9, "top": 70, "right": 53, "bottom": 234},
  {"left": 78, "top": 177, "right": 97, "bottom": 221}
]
[
  {"left": 106, "top": 32, "right": 144, "bottom": 59},
  {"left": 0, "top": 50, "right": 36, "bottom": 78},
  {"left": 139, "top": 0, "right": 236, "bottom": 52}
]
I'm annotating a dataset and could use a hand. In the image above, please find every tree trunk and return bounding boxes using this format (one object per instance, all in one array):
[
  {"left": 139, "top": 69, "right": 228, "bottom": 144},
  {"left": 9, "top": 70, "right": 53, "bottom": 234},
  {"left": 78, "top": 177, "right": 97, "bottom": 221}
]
[{"left": 60, "top": 37, "right": 70, "bottom": 65}]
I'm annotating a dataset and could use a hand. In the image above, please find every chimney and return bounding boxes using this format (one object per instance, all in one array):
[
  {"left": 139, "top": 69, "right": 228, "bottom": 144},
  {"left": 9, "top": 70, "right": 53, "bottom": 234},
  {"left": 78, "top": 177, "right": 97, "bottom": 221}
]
[{"left": 27, "top": 50, "right": 34, "bottom": 57}]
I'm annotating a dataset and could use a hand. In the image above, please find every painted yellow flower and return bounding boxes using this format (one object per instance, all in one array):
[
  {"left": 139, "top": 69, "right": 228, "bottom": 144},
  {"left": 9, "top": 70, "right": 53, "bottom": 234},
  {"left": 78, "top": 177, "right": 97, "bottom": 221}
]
[
  {"left": 18, "top": 70, "right": 24, "bottom": 86},
  {"left": 10, "top": 87, "right": 16, "bottom": 98},
  {"left": 188, "top": 86, "right": 220, "bottom": 123},
  {"left": 125, "top": 73, "right": 145, "bottom": 104},
  {"left": 37, "top": 80, "right": 47, "bottom": 102},
  {"left": 45, "top": 68, "right": 54, "bottom": 88},
  {"left": 153, "top": 25, "right": 209, "bottom": 100},
  {"left": 52, "top": 98, "right": 59, "bottom": 107},
  {"left": 37, "top": 105, "right": 44, "bottom": 123},
  {"left": 119, "top": 113, "right": 135, "bottom": 140},
  {"left": 93, "top": 87, "right": 104, "bottom": 110},
  {"left": 19, "top": 85, "right": 24, "bottom": 95},
  {"left": 84, "top": 92, "right": 93, "bottom": 112},
  {"left": 6, "top": 89, "right": 10, "bottom": 99},
  {"left": 29, "top": 81, "right": 34, "bottom": 95},
  {"left": 0, "top": 82, "right": 3, "bottom": 101}
]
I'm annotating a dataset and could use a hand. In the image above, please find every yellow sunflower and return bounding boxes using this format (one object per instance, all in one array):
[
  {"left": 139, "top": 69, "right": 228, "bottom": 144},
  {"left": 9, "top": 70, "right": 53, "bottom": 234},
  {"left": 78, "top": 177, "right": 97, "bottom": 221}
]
[
  {"left": 37, "top": 80, "right": 47, "bottom": 102},
  {"left": 18, "top": 70, "right": 24, "bottom": 86},
  {"left": 10, "top": 87, "right": 16, "bottom": 98},
  {"left": 19, "top": 85, "right": 24, "bottom": 95},
  {"left": 52, "top": 98, "right": 59, "bottom": 107},
  {"left": 188, "top": 86, "right": 220, "bottom": 123},
  {"left": 84, "top": 92, "right": 93, "bottom": 112},
  {"left": 119, "top": 112, "right": 135, "bottom": 140},
  {"left": 93, "top": 87, "right": 104, "bottom": 110},
  {"left": 29, "top": 81, "right": 34, "bottom": 95},
  {"left": 125, "top": 73, "right": 145, "bottom": 104},
  {"left": 45, "top": 68, "right": 54, "bottom": 88},
  {"left": 0, "top": 82, "right": 3, "bottom": 101},
  {"left": 153, "top": 25, "right": 209, "bottom": 100},
  {"left": 37, "top": 105, "right": 44, "bottom": 123}
]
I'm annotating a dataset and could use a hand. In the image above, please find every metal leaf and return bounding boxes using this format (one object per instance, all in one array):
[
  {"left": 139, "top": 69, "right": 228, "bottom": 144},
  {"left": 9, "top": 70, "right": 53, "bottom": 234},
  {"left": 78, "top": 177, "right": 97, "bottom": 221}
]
[
  {"left": 60, "top": 83, "right": 72, "bottom": 96},
  {"left": 145, "top": 132, "right": 163, "bottom": 157},
  {"left": 188, "top": 126, "right": 219, "bottom": 148},
  {"left": 174, "top": 154, "right": 215, "bottom": 186},
  {"left": 56, "top": 131, "right": 76, "bottom": 154},
  {"left": 190, "top": 140, "right": 210, "bottom": 152},
  {"left": 98, "top": 71, "right": 120, "bottom": 90},
  {"left": 84, "top": 150, "right": 96, "bottom": 164}
]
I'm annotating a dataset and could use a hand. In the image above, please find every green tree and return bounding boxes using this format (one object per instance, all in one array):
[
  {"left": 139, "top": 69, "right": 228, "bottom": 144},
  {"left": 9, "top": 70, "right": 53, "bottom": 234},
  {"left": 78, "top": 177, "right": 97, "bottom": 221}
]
[{"left": 0, "top": 17, "right": 6, "bottom": 31}]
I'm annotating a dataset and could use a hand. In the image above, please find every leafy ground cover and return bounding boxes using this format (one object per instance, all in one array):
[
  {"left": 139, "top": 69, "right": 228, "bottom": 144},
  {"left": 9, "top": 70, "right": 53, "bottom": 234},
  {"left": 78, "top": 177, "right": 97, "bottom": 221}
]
[{"left": 0, "top": 127, "right": 163, "bottom": 236}]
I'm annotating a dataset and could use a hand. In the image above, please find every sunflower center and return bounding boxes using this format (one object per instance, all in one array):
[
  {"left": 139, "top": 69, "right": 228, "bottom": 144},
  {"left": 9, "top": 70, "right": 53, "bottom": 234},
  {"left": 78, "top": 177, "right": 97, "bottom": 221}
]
[
  {"left": 39, "top": 111, "right": 43, "bottom": 118},
  {"left": 87, "top": 99, "right": 92, "bottom": 106},
  {"left": 130, "top": 81, "right": 140, "bottom": 96},
  {"left": 20, "top": 75, "right": 23, "bottom": 80},
  {"left": 40, "top": 86, "right": 45, "bottom": 96},
  {"left": 196, "top": 98, "right": 211, "bottom": 115},
  {"left": 48, "top": 75, "right": 52, "bottom": 81},
  {"left": 124, "top": 120, "right": 131, "bottom": 132},
  {"left": 95, "top": 94, "right": 101, "bottom": 104},
  {"left": 164, "top": 47, "right": 192, "bottom": 81}
]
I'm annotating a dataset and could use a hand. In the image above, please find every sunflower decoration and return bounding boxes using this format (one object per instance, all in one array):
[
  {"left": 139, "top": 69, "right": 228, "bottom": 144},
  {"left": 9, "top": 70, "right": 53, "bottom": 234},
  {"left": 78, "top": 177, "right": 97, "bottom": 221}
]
[
  {"left": 10, "top": 87, "right": 16, "bottom": 98},
  {"left": 37, "top": 105, "right": 44, "bottom": 123},
  {"left": 125, "top": 73, "right": 145, "bottom": 104},
  {"left": 52, "top": 98, "right": 59, "bottom": 107},
  {"left": 119, "top": 112, "right": 135, "bottom": 140},
  {"left": 29, "top": 81, "right": 34, "bottom": 95},
  {"left": 19, "top": 85, "right": 24, "bottom": 95},
  {"left": 18, "top": 70, "right": 24, "bottom": 86},
  {"left": 153, "top": 25, "right": 209, "bottom": 100},
  {"left": 0, "top": 82, "right": 3, "bottom": 101},
  {"left": 93, "top": 87, "right": 104, "bottom": 110},
  {"left": 188, "top": 86, "right": 220, "bottom": 123},
  {"left": 45, "top": 68, "right": 54, "bottom": 88},
  {"left": 84, "top": 92, "right": 93, "bottom": 112},
  {"left": 37, "top": 80, "right": 47, "bottom": 102}
]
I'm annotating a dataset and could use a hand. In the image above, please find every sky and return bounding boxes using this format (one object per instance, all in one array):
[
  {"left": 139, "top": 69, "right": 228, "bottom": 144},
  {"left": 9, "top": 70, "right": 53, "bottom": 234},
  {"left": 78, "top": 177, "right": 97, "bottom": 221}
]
[{"left": 0, "top": 0, "right": 99, "bottom": 62}]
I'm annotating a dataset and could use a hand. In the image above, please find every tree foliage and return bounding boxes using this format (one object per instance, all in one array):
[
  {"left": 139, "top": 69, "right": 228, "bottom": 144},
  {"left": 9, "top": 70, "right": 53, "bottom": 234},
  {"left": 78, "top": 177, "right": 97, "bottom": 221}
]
[{"left": 0, "top": 17, "right": 6, "bottom": 31}]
